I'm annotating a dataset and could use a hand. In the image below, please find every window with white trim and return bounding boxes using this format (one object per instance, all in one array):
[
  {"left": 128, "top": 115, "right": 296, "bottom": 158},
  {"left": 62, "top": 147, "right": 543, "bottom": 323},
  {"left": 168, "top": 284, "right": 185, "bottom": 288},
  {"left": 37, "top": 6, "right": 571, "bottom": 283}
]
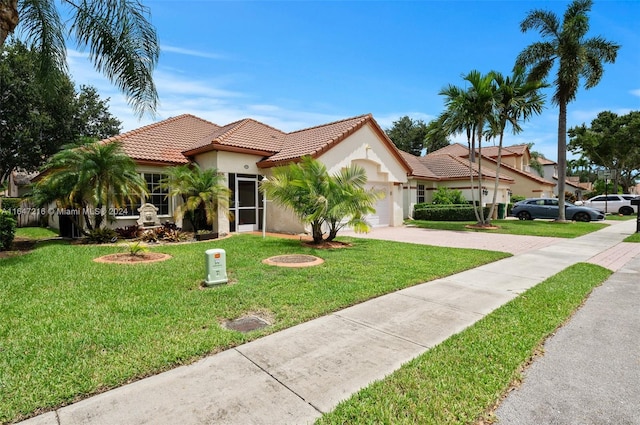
[
  {"left": 116, "top": 173, "right": 169, "bottom": 216},
  {"left": 417, "top": 184, "right": 425, "bottom": 204}
]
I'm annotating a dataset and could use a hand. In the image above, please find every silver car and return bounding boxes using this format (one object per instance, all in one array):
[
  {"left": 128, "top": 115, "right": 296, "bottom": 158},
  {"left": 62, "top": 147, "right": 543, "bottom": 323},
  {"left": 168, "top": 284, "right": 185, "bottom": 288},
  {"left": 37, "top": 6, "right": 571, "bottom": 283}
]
[{"left": 511, "top": 198, "right": 605, "bottom": 222}]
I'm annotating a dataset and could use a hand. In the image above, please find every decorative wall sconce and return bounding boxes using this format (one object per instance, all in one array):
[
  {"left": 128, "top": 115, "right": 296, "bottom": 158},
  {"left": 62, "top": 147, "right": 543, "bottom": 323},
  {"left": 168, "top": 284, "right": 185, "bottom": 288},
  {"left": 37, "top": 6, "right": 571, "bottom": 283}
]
[{"left": 482, "top": 187, "right": 488, "bottom": 196}]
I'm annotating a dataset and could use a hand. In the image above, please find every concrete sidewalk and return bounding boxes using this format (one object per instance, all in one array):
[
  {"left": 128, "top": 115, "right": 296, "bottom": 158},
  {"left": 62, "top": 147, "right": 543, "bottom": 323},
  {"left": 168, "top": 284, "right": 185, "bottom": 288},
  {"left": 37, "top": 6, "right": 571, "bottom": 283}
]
[{"left": 19, "top": 220, "right": 640, "bottom": 425}]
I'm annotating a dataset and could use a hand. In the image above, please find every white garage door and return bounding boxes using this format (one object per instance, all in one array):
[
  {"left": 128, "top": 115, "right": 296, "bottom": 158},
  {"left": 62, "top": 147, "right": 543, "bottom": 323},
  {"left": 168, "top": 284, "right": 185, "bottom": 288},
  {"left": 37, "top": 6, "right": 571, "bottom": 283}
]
[{"left": 365, "top": 182, "right": 390, "bottom": 227}]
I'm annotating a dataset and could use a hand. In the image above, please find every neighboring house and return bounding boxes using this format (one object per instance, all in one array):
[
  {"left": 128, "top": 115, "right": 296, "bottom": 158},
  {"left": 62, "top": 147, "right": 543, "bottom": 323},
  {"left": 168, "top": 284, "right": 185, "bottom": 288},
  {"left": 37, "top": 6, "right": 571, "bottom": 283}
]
[
  {"left": 6, "top": 170, "right": 38, "bottom": 197},
  {"left": 532, "top": 157, "right": 590, "bottom": 200},
  {"left": 399, "top": 150, "right": 514, "bottom": 217},
  {"left": 427, "top": 143, "right": 556, "bottom": 199},
  {"left": 46, "top": 113, "right": 413, "bottom": 235}
]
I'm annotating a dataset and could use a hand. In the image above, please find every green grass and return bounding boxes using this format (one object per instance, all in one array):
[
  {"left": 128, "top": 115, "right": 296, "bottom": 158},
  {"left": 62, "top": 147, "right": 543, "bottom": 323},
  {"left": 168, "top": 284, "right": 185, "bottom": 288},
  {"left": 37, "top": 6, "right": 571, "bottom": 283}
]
[
  {"left": 624, "top": 232, "right": 640, "bottom": 242},
  {"left": 408, "top": 219, "right": 608, "bottom": 238},
  {"left": 0, "top": 235, "right": 508, "bottom": 424},
  {"left": 316, "top": 263, "right": 611, "bottom": 425},
  {"left": 14, "top": 227, "right": 59, "bottom": 240},
  {"left": 603, "top": 214, "right": 636, "bottom": 221}
]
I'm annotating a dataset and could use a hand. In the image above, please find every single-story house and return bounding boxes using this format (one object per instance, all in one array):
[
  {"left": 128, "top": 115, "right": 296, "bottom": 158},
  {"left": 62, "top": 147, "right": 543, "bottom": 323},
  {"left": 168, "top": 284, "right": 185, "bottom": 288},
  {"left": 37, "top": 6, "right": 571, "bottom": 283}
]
[
  {"left": 49, "top": 113, "right": 414, "bottom": 235},
  {"left": 399, "top": 150, "right": 515, "bottom": 217}
]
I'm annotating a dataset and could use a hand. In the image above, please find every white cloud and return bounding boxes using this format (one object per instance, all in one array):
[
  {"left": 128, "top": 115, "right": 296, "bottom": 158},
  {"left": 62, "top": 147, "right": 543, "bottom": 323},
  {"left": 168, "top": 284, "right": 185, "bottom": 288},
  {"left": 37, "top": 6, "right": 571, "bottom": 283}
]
[
  {"left": 161, "top": 45, "right": 226, "bottom": 60},
  {"left": 631, "top": 89, "right": 640, "bottom": 97}
]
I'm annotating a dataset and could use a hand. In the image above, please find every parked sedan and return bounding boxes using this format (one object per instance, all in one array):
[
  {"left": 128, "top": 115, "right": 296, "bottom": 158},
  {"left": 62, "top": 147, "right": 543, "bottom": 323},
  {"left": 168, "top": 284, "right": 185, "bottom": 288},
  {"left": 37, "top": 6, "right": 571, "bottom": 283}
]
[
  {"left": 577, "top": 194, "right": 638, "bottom": 215},
  {"left": 511, "top": 198, "right": 605, "bottom": 222}
]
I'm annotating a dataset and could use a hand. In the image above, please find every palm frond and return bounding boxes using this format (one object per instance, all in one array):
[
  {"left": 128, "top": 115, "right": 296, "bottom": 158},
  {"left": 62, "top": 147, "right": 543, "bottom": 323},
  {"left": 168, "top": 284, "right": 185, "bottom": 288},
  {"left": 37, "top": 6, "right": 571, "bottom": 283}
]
[{"left": 67, "top": 0, "right": 159, "bottom": 117}]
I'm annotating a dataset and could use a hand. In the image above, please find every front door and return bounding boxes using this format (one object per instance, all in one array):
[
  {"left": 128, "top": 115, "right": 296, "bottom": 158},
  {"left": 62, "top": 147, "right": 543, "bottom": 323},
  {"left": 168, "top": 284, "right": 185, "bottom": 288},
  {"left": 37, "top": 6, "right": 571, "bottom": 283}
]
[{"left": 231, "top": 175, "right": 261, "bottom": 232}]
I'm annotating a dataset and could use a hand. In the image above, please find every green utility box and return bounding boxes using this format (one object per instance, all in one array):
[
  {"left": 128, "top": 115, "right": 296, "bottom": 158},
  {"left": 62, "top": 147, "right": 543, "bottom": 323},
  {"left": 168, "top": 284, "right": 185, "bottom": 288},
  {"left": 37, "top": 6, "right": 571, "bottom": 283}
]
[{"left": 204, "top": 248, "right": 228, "bottom": 287}]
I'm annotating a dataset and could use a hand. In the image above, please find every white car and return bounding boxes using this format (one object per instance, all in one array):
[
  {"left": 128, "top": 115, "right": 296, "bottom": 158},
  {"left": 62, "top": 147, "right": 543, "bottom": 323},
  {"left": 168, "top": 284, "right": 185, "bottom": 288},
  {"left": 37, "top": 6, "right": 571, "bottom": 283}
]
[{"left": 579, "top": 194, "right": 639, "bottom": 215}]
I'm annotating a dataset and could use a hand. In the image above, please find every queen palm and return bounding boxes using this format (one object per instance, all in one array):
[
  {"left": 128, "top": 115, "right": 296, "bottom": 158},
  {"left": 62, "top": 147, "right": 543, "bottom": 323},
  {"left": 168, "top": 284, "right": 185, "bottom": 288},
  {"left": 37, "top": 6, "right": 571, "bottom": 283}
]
[
  {"left": 33, "top": 140, "right": 147, "bottom": 233},
  {"left": 516, "top": 0, "right": 619, "bottom": 220},
  {"left": 0, "top": 0, "right": 159, "bottom": 117},
  {"left": 161, "top": 164, "right": 231, "bottom": 234},
  {"left": 486, "top": 67, "right": 546, "bottom": 220}
]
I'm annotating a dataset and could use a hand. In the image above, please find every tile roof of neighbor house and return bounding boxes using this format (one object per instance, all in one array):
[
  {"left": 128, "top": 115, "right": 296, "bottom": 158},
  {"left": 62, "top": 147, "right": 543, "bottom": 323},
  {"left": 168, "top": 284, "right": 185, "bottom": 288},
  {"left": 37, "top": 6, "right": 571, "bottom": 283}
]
[
  {"left": 104, "top": 114, "right": 219, "bottom": 165},
  {"left": 536, "top": 157, "right": 556, "bottom": 165},
  {"left": 400, "top": 150, "right": 514, "bottom": 182},
  {"left": 428, "top": 143, "right": 470, "bottom": 157},
  {"left": 480, "top": 143, "right": 530, "bottom": 158}
]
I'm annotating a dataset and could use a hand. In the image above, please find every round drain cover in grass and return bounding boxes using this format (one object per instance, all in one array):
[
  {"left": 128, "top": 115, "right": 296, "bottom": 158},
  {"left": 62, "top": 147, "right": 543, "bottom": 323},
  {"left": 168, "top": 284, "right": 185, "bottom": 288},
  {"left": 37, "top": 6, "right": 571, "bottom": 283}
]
[
  {"left": 262, "top": 254, "right": 324, "bottom": 267},
  {"left": 224, "top": 316, "right": 270, "bottom": 332}
]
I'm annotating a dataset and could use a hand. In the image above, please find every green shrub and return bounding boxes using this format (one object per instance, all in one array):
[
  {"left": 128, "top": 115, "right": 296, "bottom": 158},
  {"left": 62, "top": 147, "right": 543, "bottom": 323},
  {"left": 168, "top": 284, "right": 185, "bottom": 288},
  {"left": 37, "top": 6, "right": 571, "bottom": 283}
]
[
  {"left": 413, "top": 204, "right": 491, "bottom": 221},
  {"left": 432, "top": 187, "right": 466, "bottom": 205},
  {"left": 0, "top": 198, "right": 21, "bottom": 215},
  {"left": 85, "top": 227, "right": 117, "bottom": 244},
  {"left": 0, "top": 210, "right": 17, "bottom": 250}
]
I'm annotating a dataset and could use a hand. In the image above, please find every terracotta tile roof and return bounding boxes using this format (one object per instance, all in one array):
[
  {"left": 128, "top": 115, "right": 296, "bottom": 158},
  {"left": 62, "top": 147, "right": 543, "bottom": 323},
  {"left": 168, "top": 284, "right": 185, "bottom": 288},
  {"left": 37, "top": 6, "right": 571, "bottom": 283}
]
[
  {"left": 262, "top": 114, "right": 372, "bottom": 164},
  {"left": 402, "top": 151, "right": 513, "bottom": 182},
  {"left": 184, "top": 118, "right": 286, "bottom": 156},
  {"left": 106, "top": 113, "right": 410, "bottom": 173},
  {"left": 104, "top": 114, "right": 219, "bottom": 164},
  {"left": 399, "top": 151, "right": 439, "bottom": 180},
  {"left": 481, "top": 143, "right": 529, "bottom": 158},
  {"left": 428, "top": 143, "right": 469, "bottom": 157},
  {"left": 419, "top": 154, "right": 513, "bottom": 182},
  {"left": 536, "top": 157, "right": 556, "bottom": 165}
]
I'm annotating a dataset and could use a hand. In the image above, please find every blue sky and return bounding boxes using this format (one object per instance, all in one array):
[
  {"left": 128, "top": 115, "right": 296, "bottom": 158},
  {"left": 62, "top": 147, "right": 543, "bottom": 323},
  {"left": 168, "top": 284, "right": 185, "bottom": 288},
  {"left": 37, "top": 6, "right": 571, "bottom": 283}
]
[{"left": 67, "top": 0, "right": 640, "bottom": 161}]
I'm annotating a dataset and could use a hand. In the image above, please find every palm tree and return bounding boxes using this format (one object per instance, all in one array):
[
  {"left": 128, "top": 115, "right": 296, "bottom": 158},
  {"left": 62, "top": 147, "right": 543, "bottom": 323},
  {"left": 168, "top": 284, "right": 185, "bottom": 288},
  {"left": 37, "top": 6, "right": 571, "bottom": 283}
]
[
  {"left": 516, "top": 0, "right": 619, "bottom": 220},
  {"left": 33, "top": 140, "right": 147, "bottom": 233},
  {"left": 161, "top": 164, "right": 231, "bottom": 234},
  {"left": 261, "top": 156, "right": 330, "bottom": 243},
  {"left": 324, "top": 164, "right": 384, "bottom": 241},
  {"left": 439, "top": 84, "right": 479, "bottom": 221},
  {"left": 440, "top": 71, "right": 497, "bottom": 226},
  {"left": 260, "top": 156, "right": 381, "bottom": 244},
  {"left": 0, "top": 0, "right": 159, "bottom": 117},
  {"left": 486, "top": 67, "right": 546, "bottom": 219}
]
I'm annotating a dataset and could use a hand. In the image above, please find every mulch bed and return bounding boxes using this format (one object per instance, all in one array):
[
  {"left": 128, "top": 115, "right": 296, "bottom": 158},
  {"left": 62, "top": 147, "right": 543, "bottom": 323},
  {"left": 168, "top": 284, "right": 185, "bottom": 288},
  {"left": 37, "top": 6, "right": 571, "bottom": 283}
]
[{"left": 93, "top": 252, "right": 172, "bottom": 264}]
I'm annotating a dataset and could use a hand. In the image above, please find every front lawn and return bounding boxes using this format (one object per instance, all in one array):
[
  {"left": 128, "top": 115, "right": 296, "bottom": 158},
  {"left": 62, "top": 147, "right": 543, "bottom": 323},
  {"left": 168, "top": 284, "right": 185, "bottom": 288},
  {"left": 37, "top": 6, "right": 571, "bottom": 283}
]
[
  {"left": 14, "top": 227, "right": 59, "bottom": 240},
  {"left": 624, "top": 232, "right": 640, "bottom": 242},
  {"left": 317, "top": 263, "right": 612, "bottom": 424},
  {"left": 0, "top": 234, "right": 508, "bottom": 423},
  {"left": 408, "top": 219, "right": 608, "bottom": 238}
]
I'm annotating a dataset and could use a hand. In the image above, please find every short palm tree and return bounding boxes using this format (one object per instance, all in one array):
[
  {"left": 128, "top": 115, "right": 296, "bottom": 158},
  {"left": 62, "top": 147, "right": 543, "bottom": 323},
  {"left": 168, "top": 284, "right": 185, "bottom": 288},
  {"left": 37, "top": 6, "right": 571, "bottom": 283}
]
[
  {"left": 161, "top": 164, "right": 231, "bottom": 233},
  {"left": 516, "top": 0, "right": 619, "bottom": 220},
  {"left": 324, "top": 164, "right": 384, "bottom": 241},
  {"left": 0, "top": 0, "right": 159, "bottom": 117},
  {"left": 261, "top": 156, "right": 381, "bottom": 244},
  {"left": 33, "top": 140, "right": 147, "bottom": 233}
]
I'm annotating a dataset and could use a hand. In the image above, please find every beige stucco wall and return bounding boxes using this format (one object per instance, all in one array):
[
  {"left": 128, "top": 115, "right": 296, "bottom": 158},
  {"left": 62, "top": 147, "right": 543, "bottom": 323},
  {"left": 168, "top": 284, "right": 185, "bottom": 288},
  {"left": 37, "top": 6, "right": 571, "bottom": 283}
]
[
  {"left": 406, "top": 178, "right": 512, "bottom": 218},
  {"left": 481, "top": 161, "right": 554, "bottom": 198},
  {"left": 317, "top": 124, "right": 408, "bottom": 227}
]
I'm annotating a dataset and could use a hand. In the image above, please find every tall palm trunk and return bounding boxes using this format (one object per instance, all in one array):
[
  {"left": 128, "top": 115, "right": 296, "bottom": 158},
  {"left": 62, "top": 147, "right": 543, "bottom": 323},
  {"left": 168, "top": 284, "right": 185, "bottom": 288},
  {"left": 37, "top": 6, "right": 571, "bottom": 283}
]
[
  {"left": 488, "top": 129, "right": 505, "bottom": 221},
  {"left": 476, "top": 125, "right": 486, "bottom": 225},
  {"left": 557, "top": 101, "right": 568, "bottom": 221}
]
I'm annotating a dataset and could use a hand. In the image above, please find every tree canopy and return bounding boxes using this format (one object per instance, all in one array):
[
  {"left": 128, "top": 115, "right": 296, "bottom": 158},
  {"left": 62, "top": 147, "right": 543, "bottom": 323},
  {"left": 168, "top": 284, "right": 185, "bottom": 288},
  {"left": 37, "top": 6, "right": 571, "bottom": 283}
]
[
  {"left": 385, "top": 116, "right": 428, "bottom": 156},
  {"left": 0, "top": 0, "right": 159, "bottom": 117},
  {"left": 0, "top": 40, "right": 122, "bottom": 184},
  {"left": 568, "top": 110, "right": 640, "bottom": 192}
]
